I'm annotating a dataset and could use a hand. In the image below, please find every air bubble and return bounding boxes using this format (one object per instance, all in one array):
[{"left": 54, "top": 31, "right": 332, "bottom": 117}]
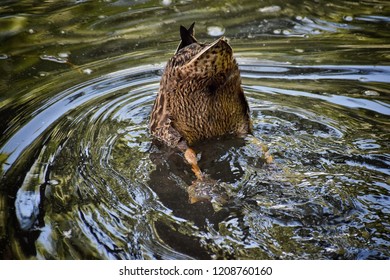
[
  {"left": 83, "top": 68, "right": 93, "bottom": 75},
  {"left": 344, "top": 15, "right": 353, "bottom": 22},
  {"left": 207, "top": 26, "right": 225, "bottom": 37}
]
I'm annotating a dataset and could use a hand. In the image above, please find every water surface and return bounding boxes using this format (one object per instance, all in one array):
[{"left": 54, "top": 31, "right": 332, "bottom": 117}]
[{"left": 1, "top": 0, "right": 389, "bottom": 259}]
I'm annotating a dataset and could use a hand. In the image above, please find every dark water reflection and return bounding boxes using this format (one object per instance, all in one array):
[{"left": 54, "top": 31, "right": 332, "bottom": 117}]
[{"left": 1, "top": 0, "right": 389, "bottom": 259}]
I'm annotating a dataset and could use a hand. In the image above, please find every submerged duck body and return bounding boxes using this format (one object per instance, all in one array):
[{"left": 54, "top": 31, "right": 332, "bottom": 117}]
[{"left": 149, "top": 23, "right": 251, "bottom": 150}]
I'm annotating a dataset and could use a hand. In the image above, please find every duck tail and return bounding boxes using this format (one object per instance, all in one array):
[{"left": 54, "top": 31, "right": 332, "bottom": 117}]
[{"left": 176, "top": 22, "right": 197, "bottom": 53}]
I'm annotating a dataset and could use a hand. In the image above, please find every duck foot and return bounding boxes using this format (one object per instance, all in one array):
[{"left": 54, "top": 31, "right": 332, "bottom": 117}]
[{"left": 187, "top": 177, "right": 229, "bottom": 211}]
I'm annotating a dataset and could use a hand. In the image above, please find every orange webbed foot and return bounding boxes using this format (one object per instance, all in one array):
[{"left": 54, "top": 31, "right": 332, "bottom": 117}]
[{"left": 183, "top": 148, "right": 228, "bottom": 208}]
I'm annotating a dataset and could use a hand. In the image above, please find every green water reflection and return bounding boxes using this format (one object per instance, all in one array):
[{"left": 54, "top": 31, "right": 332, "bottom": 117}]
[{"left": 0, "top": 0, "right": 389, "bottom": 259}]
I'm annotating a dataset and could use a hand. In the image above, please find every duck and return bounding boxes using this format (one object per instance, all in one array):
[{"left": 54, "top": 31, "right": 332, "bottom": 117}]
[{"left": 149, "top": 23, "right": 271, "bottom": 203}]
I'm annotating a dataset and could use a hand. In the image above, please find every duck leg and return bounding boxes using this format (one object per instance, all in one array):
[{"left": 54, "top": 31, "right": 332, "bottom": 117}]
[
  {"left": 183, "top": 147, "right": 223, "bottom": 204},
  {"left": 181, "top": 138, "right": 272, "bottom": 205},
  {"left": 184, "top": 148, "right": 203, "bottom": 180}
]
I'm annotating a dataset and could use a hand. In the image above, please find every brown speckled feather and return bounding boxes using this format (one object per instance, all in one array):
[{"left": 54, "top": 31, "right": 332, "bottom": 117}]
[{"left": 149, "top": 23, "right": 251, "bottom": 149}]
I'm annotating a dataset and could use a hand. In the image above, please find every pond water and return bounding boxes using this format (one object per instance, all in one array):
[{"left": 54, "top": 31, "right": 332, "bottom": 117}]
[{"left": 1, "top": 0, "right": 389, "bottom": 259}]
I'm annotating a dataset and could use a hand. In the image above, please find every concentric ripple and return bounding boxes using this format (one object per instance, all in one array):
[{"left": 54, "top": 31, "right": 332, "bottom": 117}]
[
  {"left": 1, "top": 0, "right": 390, "bottom": 260},
  {"left": 2, "top": 54, "right": 388, "bottom": 259}
]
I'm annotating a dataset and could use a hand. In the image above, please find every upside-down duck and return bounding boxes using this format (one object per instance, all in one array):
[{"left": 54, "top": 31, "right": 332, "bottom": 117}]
[{"left": 149, "top": 23, "right": 271, "bottom": 203}]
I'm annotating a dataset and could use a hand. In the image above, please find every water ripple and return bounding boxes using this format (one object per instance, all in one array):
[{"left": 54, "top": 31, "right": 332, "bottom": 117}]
[{"left": 2, "top": 0, "right": 390, "bottom": 259}]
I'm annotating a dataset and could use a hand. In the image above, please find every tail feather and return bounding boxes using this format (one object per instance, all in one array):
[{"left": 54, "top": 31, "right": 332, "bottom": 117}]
[{"left": 176, "top": 22, "right": 197, "bottom": 53}]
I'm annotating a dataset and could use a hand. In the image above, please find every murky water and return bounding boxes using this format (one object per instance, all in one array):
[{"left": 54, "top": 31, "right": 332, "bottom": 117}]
[{"left": 1, "top": 0, "right": 389, "bottom": 259}]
